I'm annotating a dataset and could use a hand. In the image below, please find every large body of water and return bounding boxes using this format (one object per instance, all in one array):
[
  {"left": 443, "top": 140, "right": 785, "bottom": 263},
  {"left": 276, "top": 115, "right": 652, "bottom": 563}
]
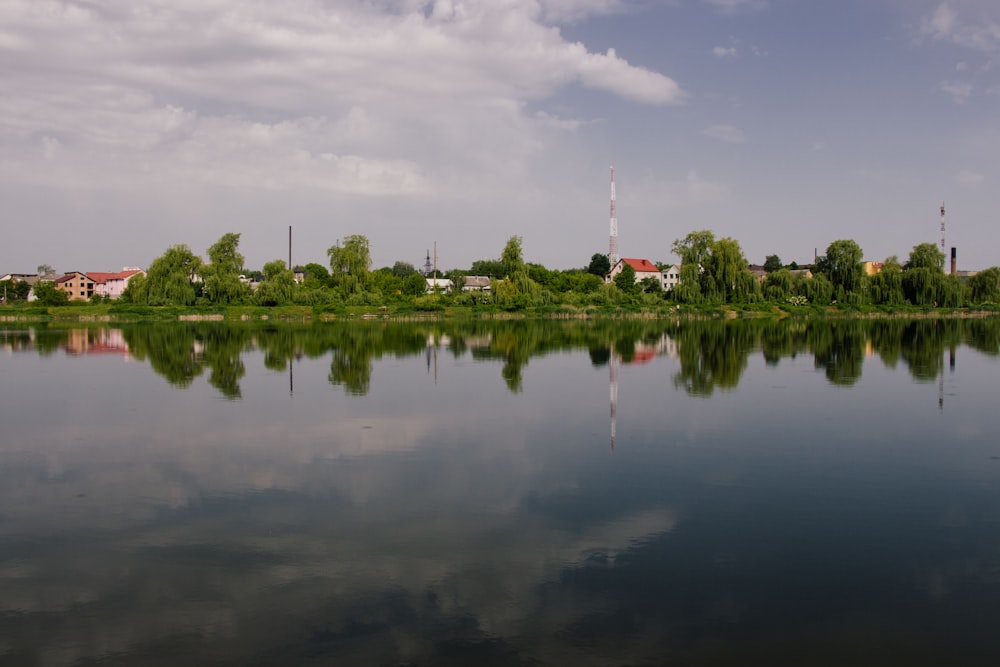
[{"left": 2, "top": 318, "right": 1000, "bottom": 666}]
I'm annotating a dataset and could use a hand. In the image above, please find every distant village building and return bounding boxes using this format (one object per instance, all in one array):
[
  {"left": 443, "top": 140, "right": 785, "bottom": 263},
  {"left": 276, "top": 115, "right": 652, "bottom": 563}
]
[
  {"left": 52, "top": 268, "right": 145, "bottom": 301},
  {"left": 89, "top": 268, "right": 145, "bottom": 299},
  {"left": 748, "top": 264, "right": 768, "bottom": 283},
  {"left": 54, "top": 272, "right": 96, "bottom": 301},
  {"left": 606, "top": 258, "right": 668, "bottom": 291},
  {"left": 426, "top": 277, "right": 453, "bottom": 294},
  {"left": 661, "top": 264, "right": 681, "bottom": 292},
  {"left": 462, "top": 276, "right": 491, "bottom": 292},
  {"left": 862, "top": 261, "right": 884, "bottom": 276}
]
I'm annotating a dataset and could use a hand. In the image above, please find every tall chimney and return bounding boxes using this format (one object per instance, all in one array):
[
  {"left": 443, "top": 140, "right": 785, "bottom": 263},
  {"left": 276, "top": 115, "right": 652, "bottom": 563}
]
[{"left": 951, "top": 247, "right": 956, "bottom": 276}]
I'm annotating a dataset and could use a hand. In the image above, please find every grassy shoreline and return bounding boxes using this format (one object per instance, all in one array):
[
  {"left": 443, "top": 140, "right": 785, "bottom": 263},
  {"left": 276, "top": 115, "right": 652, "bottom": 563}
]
[{"left": 2, "top": 302, "right": 999, "bottom": 323}]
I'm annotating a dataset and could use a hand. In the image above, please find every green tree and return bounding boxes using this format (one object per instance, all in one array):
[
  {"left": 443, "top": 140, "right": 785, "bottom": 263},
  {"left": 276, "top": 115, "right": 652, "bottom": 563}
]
[
  {"left": 402, "top": 272, "right": 428, "bottom": 296},
  {"left": 31, "top": 280, "right": 69, "bottom": 306},
  {"left": 1, "top": 278, "right": 31, "bottom": 302},
  {"left": 672, "top": 230, "right": 715, "bottom": 268},
  {"left": 126, "top": 244, "right": 202, "bottom": 305},
  {"left": 613, "top": 263, "right": 639, "bottom": 295},
  {"left": 254, "top": 259, "right": 296, "bottom": 306},
  {"left": 817, "top": 239, "right": 864, "bottom": 302},
  {"left": 587, "top": 253, "right": 611, "bottom": 277},
  {"left": 202, "top": 232, "right": 248, "bottom": 304},
  {"left": 327, "top": 235, "right": 372, "bottom": 294},
  {"left": 303, "top": 262, "right": 331, "bottom": 286},
  {"left": 469, "top": 259, "right": 504, "bottom": 277},
  {"left": 968, "top": 267, "right": 1000, "bottom": 303},
  {"left": 705, "top": 237, "right": 758, "bottom": 304},
  {"left": 869, "top": 256, "right": 905, "bottom": 305},
  {"left": 764, "top": 254, "right": 782, "bottom": 273},
  {"left": 500, "top": 235, "right": 525, "bottom": 277},
  {"left": 640, "top": 276, "right": 663, "bottom": 294},
  {"left": 671, "top": 230, "right": 715, "bottom": 304},
  {"left": 905, "top": 243, "right": 945, "bottom": 272},
  {"left": 763, "top": 268, "right": 793, "bottom": 302},
  {"left": 391, "top": 261, "right": 418, "bottom": 278},
  {"left": 671, "top": 231, "right": 757, "bottom": 304}
]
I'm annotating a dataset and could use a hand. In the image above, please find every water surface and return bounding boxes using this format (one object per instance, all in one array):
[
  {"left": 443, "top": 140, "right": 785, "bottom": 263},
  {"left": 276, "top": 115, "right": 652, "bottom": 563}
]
[{"left": 2, "top": 318, "right": 1000, "bottom": 665}]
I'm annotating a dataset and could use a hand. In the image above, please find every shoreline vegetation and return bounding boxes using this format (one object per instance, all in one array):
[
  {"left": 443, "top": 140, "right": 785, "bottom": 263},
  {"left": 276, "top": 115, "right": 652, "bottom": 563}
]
[
  {"left": 2, "top": 302, "right": 999, "bottom": 323},
  {"left": 6, "top": 232, "right": 1000, "bottom": 322}
]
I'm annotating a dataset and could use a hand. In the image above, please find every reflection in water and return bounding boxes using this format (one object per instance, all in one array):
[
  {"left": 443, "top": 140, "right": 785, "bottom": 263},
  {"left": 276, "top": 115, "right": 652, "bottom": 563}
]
[
  {"left": 3, "top": 318, "right": 1000, "bottom": 399},
  {"left": 2, "top": 318, "right": 1000, "bottom": 664}
]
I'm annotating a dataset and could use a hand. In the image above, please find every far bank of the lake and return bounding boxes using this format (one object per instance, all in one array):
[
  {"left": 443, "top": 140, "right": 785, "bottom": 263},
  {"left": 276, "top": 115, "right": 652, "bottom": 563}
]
[{"left": 3, "top": 302, "right": 1000, "bottom": 323}]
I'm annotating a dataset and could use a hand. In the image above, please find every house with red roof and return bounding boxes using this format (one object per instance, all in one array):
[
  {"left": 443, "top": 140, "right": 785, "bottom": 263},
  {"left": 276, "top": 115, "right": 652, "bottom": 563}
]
[
  {"left": 605, "top": 258, "right": 668, "bottom": 291},
  {"left": 89, "top": 268, "right": 145, "bottom": 299},
  {"left": 52, "top": 268, "right": 145, "bottom": 301}
]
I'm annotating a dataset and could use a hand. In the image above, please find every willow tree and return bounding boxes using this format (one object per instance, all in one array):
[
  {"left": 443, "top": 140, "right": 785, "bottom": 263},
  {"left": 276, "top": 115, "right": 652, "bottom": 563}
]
[
  {"left": 671, "top": 231, "right": 757, "bottom": 304},
  {"left": 202, "top": 232, "right": 249, "bottom": 304},
  {"left": 671, "top": 230, "right": 714, "bottom": 304},
  {"left": 905, "top": 243, "right": 945, "bottom": 272},
  {"left": 817, "top": 239, "right": 865, "bottom": 304},
  {"left": 126, "top": 244, "right": 202, "bottom": 305},
  {"left": 705, "top": 237, "right": 758, "bottom": 304},
  {"left": 254, "top": 259, "right": 297, "bottom": 306},
  {"left": 328, "top": 235, "right": 372, "bottom": 294},
  {"left": 968, "top": 267, "right": 1000, "bottom": 304},
  {"left": 869, "top": 256, "right": 905, "bottom": 305}
]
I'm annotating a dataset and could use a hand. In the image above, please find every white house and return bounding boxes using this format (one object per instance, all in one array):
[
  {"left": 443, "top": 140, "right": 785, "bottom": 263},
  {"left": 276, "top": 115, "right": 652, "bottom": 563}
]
[
  {"left": 606, "top": 258, "right": 669, "bottom": 291},
  {"left": 661, "top": 264, "right": 681, "bottom": 292},
  {"left": 425, "top": 277, "right": 454, "bottom": 293}
]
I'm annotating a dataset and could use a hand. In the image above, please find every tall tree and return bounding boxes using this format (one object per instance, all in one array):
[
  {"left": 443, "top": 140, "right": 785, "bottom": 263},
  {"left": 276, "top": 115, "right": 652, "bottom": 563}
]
[
  {"left": 391, "top": 261, "right": 418, "bottom": 278},
  {"left": 764, "top": 254, "right": 782, "bottom": 273},
  {"left": 501, "top": 235, "right": 525, "bottom": 277},
  {"left": 613, "top": 263, "right": 639, "bottom": 294},
  {"left": 328, "top": 234, "right": 372, "bottom": 294},
  {"left": 817, "top": 239, "right": 864, "bottom": 301},
  {"left": 869, "top": 256, "right": 904, "bottom": 305},
  {"left": 705, "top": 237, "right": 757, "bottom": 304},
  {"left": 587, "top": 253, "right": 611, "bottom": 277},
  {"left": 203, "top": 232, "right": 248, "bottom": 304},
  {"left": 905, "top": 242, "right": 945, "bottom": 272},
  {"left": 968, "top": 267, "right": 1000, "bottom": 303},
  {"left": 126, "top": 244, "right": 202, "bottom": 305},
  {"left": 254, "top": 259, "right": 296, "bottom": 306}
]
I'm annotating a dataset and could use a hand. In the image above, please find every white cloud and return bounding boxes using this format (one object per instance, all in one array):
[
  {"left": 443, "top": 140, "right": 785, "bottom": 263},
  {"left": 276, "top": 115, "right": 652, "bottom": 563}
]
[
  {"left": 0, "top": 0, "right": 684, "bottom": 200},
  {"left": 920, "top": 3, "right": 1000, "bottom": 51},
  {"left": 940, "top": 79, "right": 973, "bottom": 102},
  {"left": 701, "top": 124, "right": 747, "bottom": 143},
  {"left": 713, "top": 46, "right": 737, "bottom": 58},
  {"left": 955, "top": 169, "right": 984, "bottom": 186}
]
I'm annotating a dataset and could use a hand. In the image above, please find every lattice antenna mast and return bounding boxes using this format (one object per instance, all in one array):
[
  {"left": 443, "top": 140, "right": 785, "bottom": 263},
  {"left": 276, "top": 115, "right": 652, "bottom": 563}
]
[
  {"left": 609, "top": 166, "right": 619, "bottom": 267},
  {"left": 939, "top": 203, "right": 946, "bottom": 257}
]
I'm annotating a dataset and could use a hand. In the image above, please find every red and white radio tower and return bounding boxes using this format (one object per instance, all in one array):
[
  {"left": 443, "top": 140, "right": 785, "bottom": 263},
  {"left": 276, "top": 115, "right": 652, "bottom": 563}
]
[{"left": 609, "top": 166, "right": 619, "bottom": 267}]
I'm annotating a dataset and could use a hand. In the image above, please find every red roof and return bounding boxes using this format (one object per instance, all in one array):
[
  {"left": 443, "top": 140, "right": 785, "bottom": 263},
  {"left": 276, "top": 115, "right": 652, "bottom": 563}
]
[
  {"left": 86, "top": 270, "right": 143, "bottom": 284},
  {"left": 620, "top": 258, "right": 660, "bottom": 273}
]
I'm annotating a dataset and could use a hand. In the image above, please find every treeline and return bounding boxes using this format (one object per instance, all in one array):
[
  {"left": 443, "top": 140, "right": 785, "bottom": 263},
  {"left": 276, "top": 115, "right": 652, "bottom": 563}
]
[{"left": 6, "top": 231, "right": 1000, "bottom": 311}]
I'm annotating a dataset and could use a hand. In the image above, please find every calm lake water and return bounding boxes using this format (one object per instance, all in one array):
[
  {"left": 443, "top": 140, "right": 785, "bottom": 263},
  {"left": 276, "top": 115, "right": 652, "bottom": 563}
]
[{"left": 2, "top": 318, "right": 1000, "bottom": 666}]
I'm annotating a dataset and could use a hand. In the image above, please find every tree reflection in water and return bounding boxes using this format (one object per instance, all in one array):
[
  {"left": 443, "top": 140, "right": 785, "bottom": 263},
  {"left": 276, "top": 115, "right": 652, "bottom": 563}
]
[{"left": 8, "top": 317, "right": 1000, "bottom": 398}]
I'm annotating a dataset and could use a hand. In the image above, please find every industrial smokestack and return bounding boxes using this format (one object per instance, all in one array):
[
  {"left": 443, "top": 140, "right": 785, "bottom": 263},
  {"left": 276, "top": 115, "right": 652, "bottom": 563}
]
[{"left": 951, "top": 247, "right": 956, "bottom": 276}]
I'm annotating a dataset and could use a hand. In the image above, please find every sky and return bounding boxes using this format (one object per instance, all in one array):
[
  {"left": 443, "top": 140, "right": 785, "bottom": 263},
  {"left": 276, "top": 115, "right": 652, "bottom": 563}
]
[{"left": 2, "top": 0, "right": 998, "bottom": 274}]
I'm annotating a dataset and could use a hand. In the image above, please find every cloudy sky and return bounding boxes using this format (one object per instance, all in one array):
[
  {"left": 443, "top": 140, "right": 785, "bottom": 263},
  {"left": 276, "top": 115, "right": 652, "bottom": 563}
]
[{"left": 2, "top": 0, "right": 998, "bottom": 274}]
